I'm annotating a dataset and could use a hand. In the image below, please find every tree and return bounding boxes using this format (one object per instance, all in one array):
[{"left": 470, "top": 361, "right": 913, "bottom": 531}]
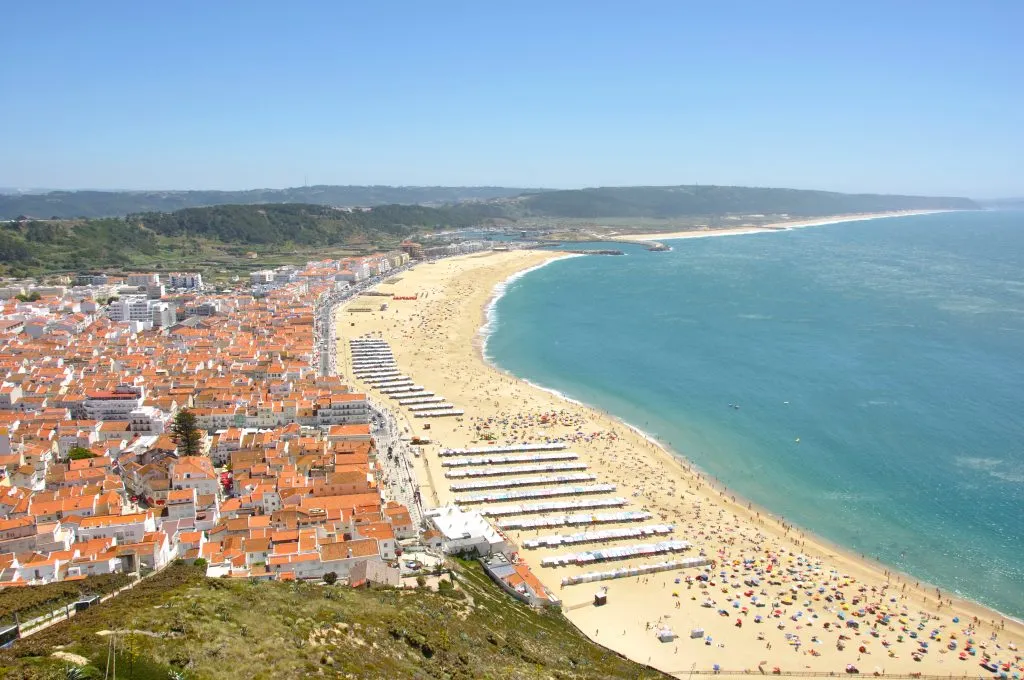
[
  {"left": 415, "top": 575, "right": 427, "bottom": 588},
  {"left": 171, "top": 409, "right": 203, "bottom": 457},
  {"left": 193, "top": 558, "right": 207, "bottom": 569},
  {"left": 66, "top": 446, "right": 96, "bottom": 461},
  {"left": 323, "top": 571, "right": 337, "bottom": 585}
]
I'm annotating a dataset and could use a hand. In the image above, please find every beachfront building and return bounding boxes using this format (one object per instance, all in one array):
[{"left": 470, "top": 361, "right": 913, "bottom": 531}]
[
  {"left": 424, "top": 505, "right": 510, "bottom": 556},
  {"left": 400, "top": 241, "right": 424, "bottom": 259},
  {"left": 316, "top": 394, "right": 370, "bottom": 426}
]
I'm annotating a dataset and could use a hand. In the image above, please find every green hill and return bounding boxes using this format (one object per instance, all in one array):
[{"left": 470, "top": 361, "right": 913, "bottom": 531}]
[
  {"left": 130, "top": 202, "right": 505, "bottom": 245},
  {"left": 0, "top": 218, "right": 161, "bottom": 275},
  {"left": 517, "top": 185, "right": 979, "bottom": 218},
  {"left": 0, "top": 202, "right": 506, "bottom": 276},
  {"left": 0, "top": 562, "right": 668, "bottom": 680},
  {"left": 0, "top": 186, "right": 541, "bottom": 220}
]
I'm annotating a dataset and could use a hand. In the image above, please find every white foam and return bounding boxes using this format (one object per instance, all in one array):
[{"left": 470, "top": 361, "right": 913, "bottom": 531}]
[{"left": 479, "top": 254, "right": 582, "bottom": 361}]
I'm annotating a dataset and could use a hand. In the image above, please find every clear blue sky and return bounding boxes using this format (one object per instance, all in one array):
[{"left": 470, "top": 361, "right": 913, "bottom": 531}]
[{"left": 2, "top": 1, "right": 1021, "bottom": 197}]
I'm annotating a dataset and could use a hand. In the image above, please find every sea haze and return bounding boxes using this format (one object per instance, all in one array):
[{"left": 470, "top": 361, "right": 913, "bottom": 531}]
[{"left": 486, "top": 210, "right": 1024, "bottom": 619}]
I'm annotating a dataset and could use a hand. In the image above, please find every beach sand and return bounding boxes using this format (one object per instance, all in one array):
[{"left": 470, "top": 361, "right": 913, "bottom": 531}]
[
  {"left": 620, "top": 210, "right": 955, "bottom": 242},
  {"left": 336, "top": 243, "right": 1022, "bottom": 677}
]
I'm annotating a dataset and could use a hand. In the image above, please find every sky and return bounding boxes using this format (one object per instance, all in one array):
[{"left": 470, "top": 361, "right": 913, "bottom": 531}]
[{"left": 1, "top": 1, "right": 1022, "bottom": 198}]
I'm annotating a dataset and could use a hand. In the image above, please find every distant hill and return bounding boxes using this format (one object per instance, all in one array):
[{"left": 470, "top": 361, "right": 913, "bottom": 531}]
[
  {"left": 2, "top": 183, "right": 982, "bottom": 222},
  {"left": 516, "top": 185, "right": 980, "bottom": 218},
  {"left": 0, "top": 185, "right": 543, "bottom": 220},
  {"left": 130, "top": 202, "right": 505, "bottom": 245},
  {"left": 0, "top": 562, "right": 668, "bottom": 680}
]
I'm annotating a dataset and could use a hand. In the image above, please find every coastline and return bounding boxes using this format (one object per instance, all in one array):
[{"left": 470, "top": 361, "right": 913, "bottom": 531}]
[
  {"left": 479, "top": 254, "right": 1024, "bottom": 627},
  {"left": 619, "top": 209, "right": 957, "bottom": 242},
  {"left": 477, "top": 253, "right": 583, "bottom": 361},
  {"left": 337, "top": 241, "right": 1023, "bottom": 677}
]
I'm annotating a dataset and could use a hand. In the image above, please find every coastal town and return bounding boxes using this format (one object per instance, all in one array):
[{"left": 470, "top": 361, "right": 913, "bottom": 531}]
[
  {"left": 0, "top": 234, "right": 1021, "bottom": 679},
  {"left": 0, "top": 241, "right": 519, "bottom": 601}
]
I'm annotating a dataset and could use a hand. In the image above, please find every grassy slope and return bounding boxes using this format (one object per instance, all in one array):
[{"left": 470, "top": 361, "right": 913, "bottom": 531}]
[
  {"left": 0, "top": 574, "right": 134, "bottom": 626},
  {"left": 0, "top": 562, "right": 669, "bottom": 680}
]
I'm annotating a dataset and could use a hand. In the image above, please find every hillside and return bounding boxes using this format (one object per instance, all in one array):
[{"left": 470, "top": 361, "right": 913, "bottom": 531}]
[
  {"left": 516, "top": 185, "right": 980, "bottom": 218},
  {"left": 0, "top": 186, "right": 541, "bottom": 220},
  {"left": 130, "top": 202, "right": 505, "bottom": 245},
  {"left": 0, "top": 562, "right": 669, "bottom": 680},
  {"left": 0, "top": 218, "right": 160, "bottom": 275},
  {"left": 0, "top": 203, "right": 505, "bottom": 276}
]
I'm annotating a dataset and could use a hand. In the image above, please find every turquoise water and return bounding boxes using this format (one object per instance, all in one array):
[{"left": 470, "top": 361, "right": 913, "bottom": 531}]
[{"left": 487, "top": 211, "right": 1024, "bottom": 619}]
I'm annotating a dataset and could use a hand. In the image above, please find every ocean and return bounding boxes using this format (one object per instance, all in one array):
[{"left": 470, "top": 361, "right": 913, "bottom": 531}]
[{"left": 485, "top": 210, "right": 1024, "bottom": 619}]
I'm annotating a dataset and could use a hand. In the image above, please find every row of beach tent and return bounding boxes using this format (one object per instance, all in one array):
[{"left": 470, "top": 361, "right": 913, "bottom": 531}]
[
  {"left": 478, "top": 497, "right": 627, "bottom": 517},
  {"left": 397, "top": 395, "right": 445, "bottom": 405},
  {"left": 450, "top": 472, "right": 595, "bottom": 491},
  {"left": 523, "top": 524, "right": 674, "bottom": 549},
  {"left": 540, "top": 540, "right": 691, "bottom": 568},
  {"left": 439, "top": 443, "right": 568, "bottom": 457},
  {"left": 445, "top": 461, "right": 589, "bottom": 478},
  {"left": 441, "top": 452, "right": 579, "bottom": 468},
  {"left": 497, "top": 510, "right": 652, "bottom": 530},
  {"left": 561, "top": 557, "right": 715, "bottom": 586},
  {"left": 456, "top": 483, "right": 616, "bottom": 505},
  {"left": 390, "top": 390, "right": 433, "bottom": 400}
]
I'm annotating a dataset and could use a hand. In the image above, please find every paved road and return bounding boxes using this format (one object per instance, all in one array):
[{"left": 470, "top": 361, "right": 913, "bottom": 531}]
[{"left": 369, "top": 396, "right": 424, "bottom": 528}]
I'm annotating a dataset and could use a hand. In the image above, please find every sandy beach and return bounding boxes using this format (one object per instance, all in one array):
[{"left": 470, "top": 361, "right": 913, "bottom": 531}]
[
  {"left": 620, "top": 210, "right": 955, "bottom": 242},
  {"left": 335, "top": 242, "right": 1022, "bottom": 677}
]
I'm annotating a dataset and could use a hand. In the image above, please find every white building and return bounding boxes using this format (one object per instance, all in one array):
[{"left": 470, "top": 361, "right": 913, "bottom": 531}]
[
  {"left": 250, "top": 270, "right": 274, "bottom": 285},
  {"left": 424, "top": 505, "right": 509, "bottom": 556},
  {"left": 169, "top": 272, "right": 203, "bottom": 289},
  {"left": 151, "top": 301, "right": 176, "bottom": 327},
  {"left": 315, "top": 394, "right": 369, "bottom": 426},
  {"left": 107, "top": 296, "right": 174, "bottom": 327},
  {"left": 107, "top": 296, "right": 155, "bottom": 324},
  {"left": 83, "top": 385, "right": 144, "bottom": 421},
  {"left": 273, "top": 267, "right": 299, "bottom": 284},
  {"left": 77, "top": 512, "right": 158, "bottom": 543},
  {"left": 126, "top": 273, "right": 160, "bottom": 287},
  {"left": 128, "top": 406, "right": 167, "bottom": 435}
]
